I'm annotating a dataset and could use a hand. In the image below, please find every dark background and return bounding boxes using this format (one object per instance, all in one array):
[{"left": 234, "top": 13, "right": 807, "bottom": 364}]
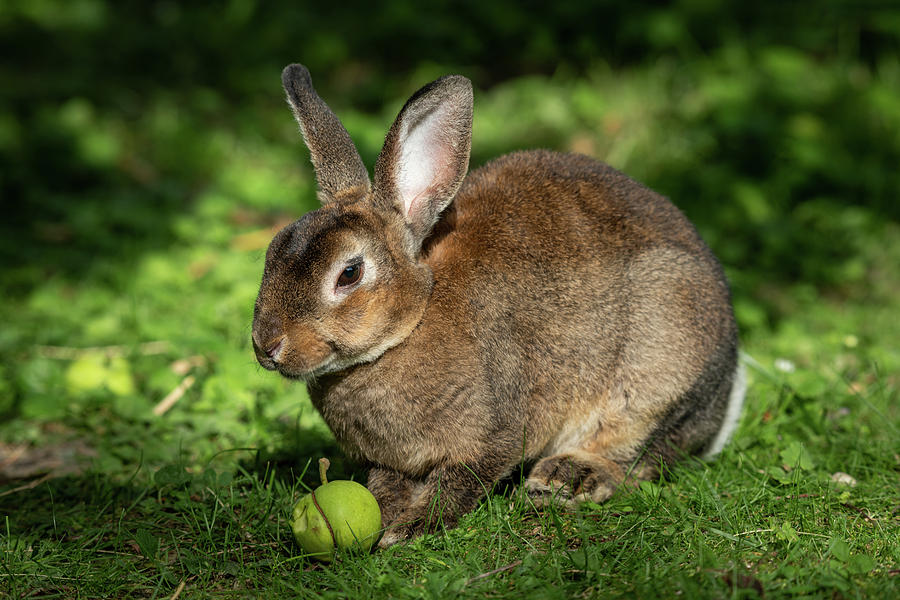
[{"left": 3, "top": 0, "right": 899, "bottom": 291}]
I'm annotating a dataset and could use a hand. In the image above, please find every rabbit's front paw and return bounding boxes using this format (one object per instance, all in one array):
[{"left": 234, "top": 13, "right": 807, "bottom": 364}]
[
  {"left": 377, "top": 510, "right": 434, "bottom": 548},
  {"left": 378, "top": 522, "right": 416, "bottom": 548},
  {"left": 523, "top": 478, "right": 575, "bottom": 508},
  {"left": 367, "top": 466, "right": 418, "bottom": 529}
]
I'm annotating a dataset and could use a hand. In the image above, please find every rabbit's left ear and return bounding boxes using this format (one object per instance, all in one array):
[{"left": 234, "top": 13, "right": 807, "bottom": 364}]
[{"left": 374, "top": 75, "right": 473, "bottom": 252}]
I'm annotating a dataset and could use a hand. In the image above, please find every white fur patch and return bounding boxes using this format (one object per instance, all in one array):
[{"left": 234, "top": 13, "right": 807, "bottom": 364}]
[
  {"left": 702, "top": 360, "right": 747, "bottom": 459},
  {"left": 540, "top": 402, "right": 606, "bottom": 458}
]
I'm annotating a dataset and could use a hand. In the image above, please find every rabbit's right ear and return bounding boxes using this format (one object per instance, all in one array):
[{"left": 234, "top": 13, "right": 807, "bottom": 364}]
[
  {"left": 282, "top": 64, "right": 371, "bottom": 203},
  {"left": 374, "top": 75, "right": 473, "bottom": 254}
]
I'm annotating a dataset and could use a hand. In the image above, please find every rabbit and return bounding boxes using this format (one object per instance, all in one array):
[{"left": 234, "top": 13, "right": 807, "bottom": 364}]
[{"left": 252, "top": 63, "right": 746, "bottom": 548}]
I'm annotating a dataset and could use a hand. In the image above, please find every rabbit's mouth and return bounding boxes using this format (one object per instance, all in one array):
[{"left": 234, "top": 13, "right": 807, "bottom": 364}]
[
  {"left": 251, "top": 314, "right": 339, "bottom": 377},
  {"left": 256, "top": 343, "right": 337, "bottom": 381}
]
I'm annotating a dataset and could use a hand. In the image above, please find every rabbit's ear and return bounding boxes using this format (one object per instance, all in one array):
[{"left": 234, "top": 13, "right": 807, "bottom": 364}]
[
  {"left": 282, "top": 64, "right": 371, "bottom": 204},
  {"left": 374, "top": 75, "right": 473, "bottom": 252}
]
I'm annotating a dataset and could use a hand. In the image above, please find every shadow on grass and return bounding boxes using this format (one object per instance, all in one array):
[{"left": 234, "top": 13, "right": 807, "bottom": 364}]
[
  {"left": 0, "top": 473, "right": 149, "bottom": 540},
  {"left": 0, "top": 421, "right": 360, "bottom": 543},
  {"left": 238, "top": 423, "right": 369, "bottom": 489}
]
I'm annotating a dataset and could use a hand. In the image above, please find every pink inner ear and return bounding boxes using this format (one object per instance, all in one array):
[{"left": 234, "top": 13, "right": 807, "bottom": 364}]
[{"left": 395, "top": 105, "right": 454, "bottom": 225}]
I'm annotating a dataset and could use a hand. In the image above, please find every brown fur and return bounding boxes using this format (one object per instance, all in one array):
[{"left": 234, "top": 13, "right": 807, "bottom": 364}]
[{"left": 252, "top": 64, "right": 741, "bottom": 547}]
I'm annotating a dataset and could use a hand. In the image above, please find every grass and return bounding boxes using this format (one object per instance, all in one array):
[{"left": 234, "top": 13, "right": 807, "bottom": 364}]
[
  {"left": 2, "top": 2, "right": 900, "bottom": 597},
  {"left": 2, "top": 358, "right": 899, "bottom": 599},
  {"left": 2, "top": 163, "right": 898, "bottom": 600}
]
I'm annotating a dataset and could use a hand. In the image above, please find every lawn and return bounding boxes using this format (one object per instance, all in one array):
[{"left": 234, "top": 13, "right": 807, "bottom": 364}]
[{"left": 2, "top": 2, "right": 899, "bottom": 598}]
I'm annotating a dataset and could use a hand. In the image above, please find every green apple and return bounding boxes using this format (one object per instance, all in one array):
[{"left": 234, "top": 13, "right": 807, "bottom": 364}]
[{"left": 291, "top": 458, "right": 382, "bottom": 561}]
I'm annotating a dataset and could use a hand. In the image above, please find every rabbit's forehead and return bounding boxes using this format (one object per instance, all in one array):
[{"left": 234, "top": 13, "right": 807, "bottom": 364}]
[{"left": 267, "top": 208, "right": 378, "bottom": 273}]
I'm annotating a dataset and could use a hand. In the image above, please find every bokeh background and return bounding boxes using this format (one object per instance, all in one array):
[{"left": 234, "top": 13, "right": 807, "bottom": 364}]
[{"left": 1, "top": 0, "right": 899, "bottom": 480}]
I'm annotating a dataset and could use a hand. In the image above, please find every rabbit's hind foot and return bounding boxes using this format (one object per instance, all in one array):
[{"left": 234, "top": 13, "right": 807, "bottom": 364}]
[{"left": 524, "top": 450, "right": 625, "bottom": 508}]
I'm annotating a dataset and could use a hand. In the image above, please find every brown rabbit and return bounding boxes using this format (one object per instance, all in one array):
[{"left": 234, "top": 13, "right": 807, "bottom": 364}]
[{"left": 252, "top": 64, "right": 745, "bottom": 547}]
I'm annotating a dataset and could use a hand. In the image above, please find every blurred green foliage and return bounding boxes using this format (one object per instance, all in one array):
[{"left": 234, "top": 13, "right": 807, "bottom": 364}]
[
  {"left": 1, "top": 0, "right": 899, "bottom": 473},
  {"left": 3, "top": 0, "right": 898, "bottom": 286}
]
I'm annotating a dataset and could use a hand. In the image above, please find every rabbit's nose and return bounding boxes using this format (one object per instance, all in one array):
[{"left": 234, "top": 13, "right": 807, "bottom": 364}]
[
  {"left": 251, "top": 317, "right": 285, "bottom": 367},
  {"left": 252, "top": 312, "right": 285, "bottom": 358},
  {"left": 265, "top": 337, "right": 285, "bottom": 360}
]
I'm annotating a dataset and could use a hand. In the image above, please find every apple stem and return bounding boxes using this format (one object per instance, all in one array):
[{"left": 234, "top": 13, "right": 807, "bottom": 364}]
[{"left": 318, "top": 457, "right": 330, "bottom": 486}]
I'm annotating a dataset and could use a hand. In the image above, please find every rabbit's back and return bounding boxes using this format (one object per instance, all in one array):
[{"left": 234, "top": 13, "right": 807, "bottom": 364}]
[
  {"left": 420, "top": 149, "right": 738, "bottom": 459},
  {"left": 431, "top": 149, "right": 716, "bottom": 272}
]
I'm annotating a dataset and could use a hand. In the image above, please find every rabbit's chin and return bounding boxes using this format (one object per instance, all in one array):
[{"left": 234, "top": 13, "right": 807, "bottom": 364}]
[
  {"left": 276, "top": 352, "right": 366, "bottom": 382},
  {"left": 274, "top": 356, "right": 337, "bottom": 382}
]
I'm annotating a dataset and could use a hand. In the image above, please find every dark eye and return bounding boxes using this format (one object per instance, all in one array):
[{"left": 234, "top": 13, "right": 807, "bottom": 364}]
[{"left": 336, "top": 263, "right": 363, "bottom": 288}]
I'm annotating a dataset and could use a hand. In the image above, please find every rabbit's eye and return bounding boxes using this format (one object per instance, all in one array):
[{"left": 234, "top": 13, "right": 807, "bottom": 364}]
[{"left": 336, "top": 263, "right": 363, "bottom": 288}]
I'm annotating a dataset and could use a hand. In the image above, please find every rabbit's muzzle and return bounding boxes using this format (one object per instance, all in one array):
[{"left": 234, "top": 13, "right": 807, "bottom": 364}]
[
  {"left": 251, "top": 312, "right": 333, "bottom": 379},
  {"left": 251, "top": 313, "right": 284, "bottom": 371}
]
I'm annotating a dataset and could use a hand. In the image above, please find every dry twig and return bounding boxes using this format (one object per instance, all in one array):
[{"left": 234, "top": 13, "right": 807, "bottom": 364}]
[
  {"left": 168, "top": 579, "right": 187, "bottom": 600},
  {"left": 0, "top": 474, "right": 53, "bottom": 498},
  {"left": 153, "top": 376, "right": 196, "bottom": 416},
  {"left": 36, "top": 341, "right": 171, "bottom": 360},
  {"left": 465, "top": 560, "right": 523, "bottom": 586}
]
